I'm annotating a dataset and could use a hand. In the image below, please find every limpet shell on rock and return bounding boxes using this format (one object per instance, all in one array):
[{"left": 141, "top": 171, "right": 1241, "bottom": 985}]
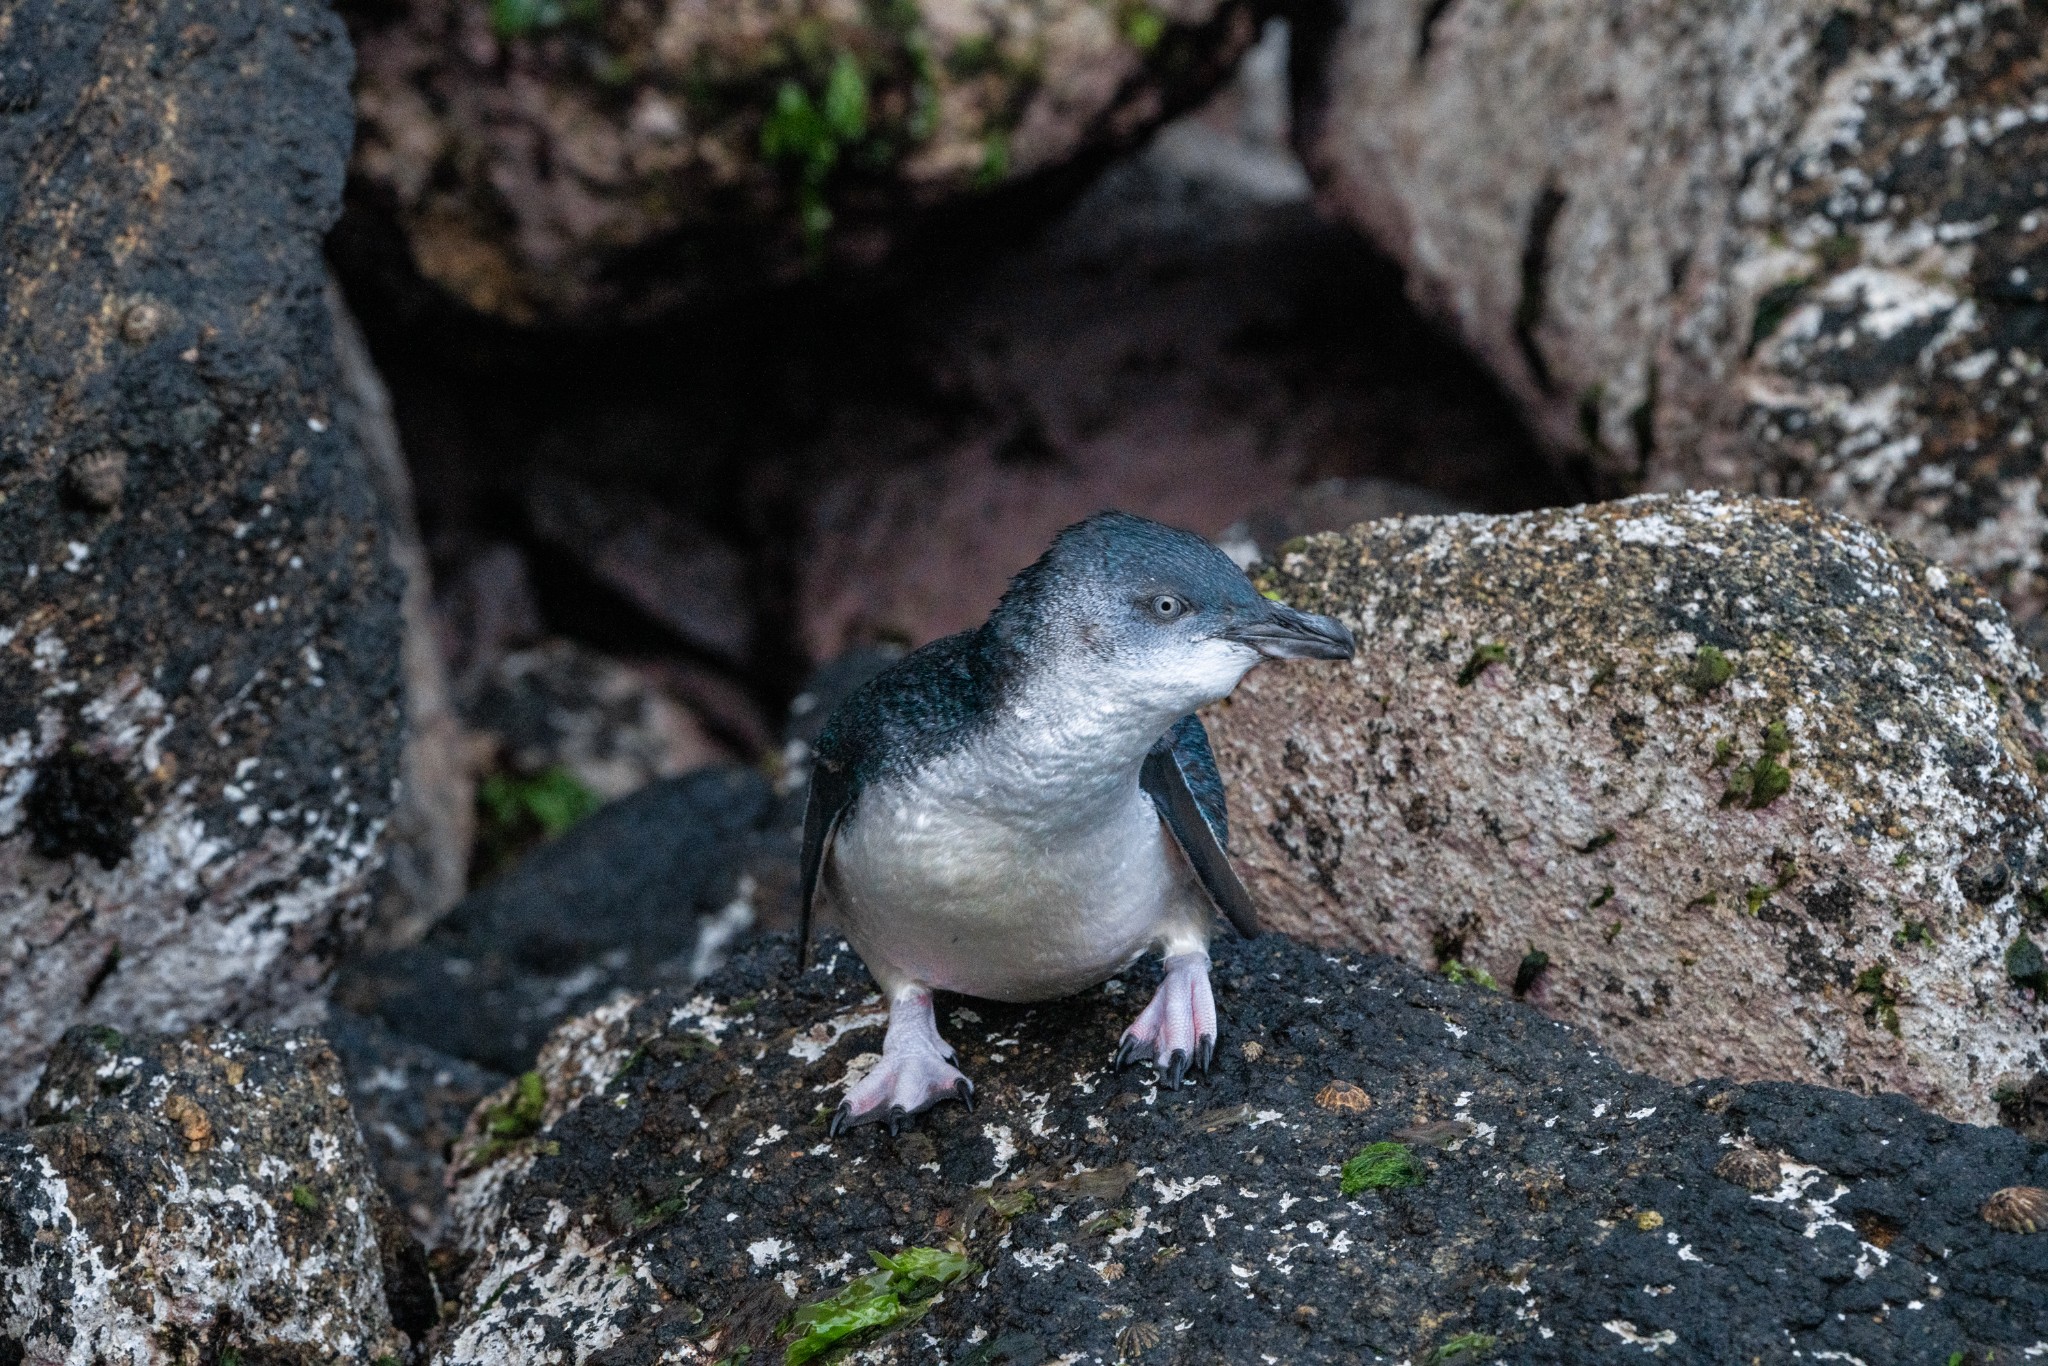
[{"left": 1982, "top": 1186, "right": 2047, "bottom": 1234}]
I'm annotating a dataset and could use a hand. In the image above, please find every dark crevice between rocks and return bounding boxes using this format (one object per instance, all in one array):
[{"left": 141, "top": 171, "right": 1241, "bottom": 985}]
[
  {"left": 1416, "top": 0, "right": 1461, "bottom": 64},
  {"left": 330, "top": 191, "right": 1569, "bottom": 744},
  {"left": 1514, "top": 182, "right": 1568, "bottom": 397}
]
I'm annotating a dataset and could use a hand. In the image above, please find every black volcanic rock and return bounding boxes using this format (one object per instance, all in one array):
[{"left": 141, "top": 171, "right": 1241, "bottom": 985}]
[
  {"left": 430, "top": 934, "right": 2048, "bottom": 1364},
  {"left": 0, "top": 0, "right": 403, "bottom": 1118}
]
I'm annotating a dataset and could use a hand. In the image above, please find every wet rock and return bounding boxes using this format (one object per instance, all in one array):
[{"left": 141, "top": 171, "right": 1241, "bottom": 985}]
[
  {"left": 0, "top": 1024, "right": 403, "bottom": 1360},
  {"left": 432, "top": 934, "right": 2048, "bottom": 1363},
  {"left": 1299, "top": 0, "right": 2048, "bottom": 631},
  {"left": 336, "top": 767, "right": 778, "bottom": 1076},
  {"left": 325, "top": 1005, "right": 508, "bottom": 1246},
  {"left": 0, "top": 0, "right": 404, "bottom": 1118},
  {"left": 344, "top": 0, "right": 1262, "bottom": 328},
  {"left": 1204, "top": 492, "right": 2048, "bottom": 1126}
]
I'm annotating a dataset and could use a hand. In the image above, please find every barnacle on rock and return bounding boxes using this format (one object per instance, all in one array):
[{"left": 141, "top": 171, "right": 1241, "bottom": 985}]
[
  {"left": 1240, "top": 1040, "right": 1265, "bottom": 1062},
  {"left": 119, "top": 299, "right": 164, "bottom": 343},
  {"left": 1714, "top": 1146, "right": 1781, "bottom": 1192},
  {"left": 1315, "top": 1080, "right": 1371, "bottom": 1113},
  {"left": 1981, "top": 1185, "right": 2047, "bottom": 1234},
  {"left": 1116, "top": 1320, "right": 1162, "bottom": 1359},
  {"left": 63, "top": 448, "right": 127, "bottom": 510}
]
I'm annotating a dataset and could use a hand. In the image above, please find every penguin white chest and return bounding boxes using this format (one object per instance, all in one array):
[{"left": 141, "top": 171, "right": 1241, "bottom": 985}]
[{"left": 826, "top": 760, "right": 1207, "bottom": 1002}]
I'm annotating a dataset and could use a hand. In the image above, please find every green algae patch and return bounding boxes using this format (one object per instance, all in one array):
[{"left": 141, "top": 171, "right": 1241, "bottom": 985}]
[
  {"left": 474, "top": 1070, "right": 548, "bottom": 1165},
  {"left": 1426, "top": 1332, "right": 1499, "bottom": 1364},
  {"left": 1340, "top": 1142, "right": 1426, "bottom": 1195},
  {"left": 1441, "top": 959, "right": 1499, "bottom": 991},
  {"left": 2006, "top": 932, "right": 2047, "bottom": 991},
  {"left": 1456, "top": 642, "right": 1510, "bottom": 687},
  {"left": 1513, "top": 949, "right": 1550, "bottom": 996},
  {"left": 1683, "top": 644, "right": 1735, "bottom": 695},
  {"left": 1721, "top": 721, "right": 1793, "bottom": 810},
  {"left": 1853, "top": 963, "right": 1902, "bottom": 1036},
  {"left": 783, "top": 1248, "right": 976, "bottom": 1365}
]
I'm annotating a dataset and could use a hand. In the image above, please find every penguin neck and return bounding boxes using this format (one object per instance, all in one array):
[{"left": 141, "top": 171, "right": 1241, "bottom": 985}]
[{"left": 974, "top": 652, "right": 1197, "bottom": 817}]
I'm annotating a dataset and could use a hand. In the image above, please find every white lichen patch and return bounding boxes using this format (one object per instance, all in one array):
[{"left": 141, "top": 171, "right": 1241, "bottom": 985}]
[
  {"left": 787, "top": 1003, "right": 890, "bottom": 1062},
  {"left": 0, "top": 660, "right": 388, "bottom": 1119},
  {"left": 442, "top": 1226, "right": 652, "bottom": 1366}
]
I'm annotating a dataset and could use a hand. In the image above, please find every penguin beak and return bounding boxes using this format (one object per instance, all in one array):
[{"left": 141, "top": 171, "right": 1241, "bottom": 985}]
[{"left": 1221, "top": 601, "right": 1357, "bottom": 661}]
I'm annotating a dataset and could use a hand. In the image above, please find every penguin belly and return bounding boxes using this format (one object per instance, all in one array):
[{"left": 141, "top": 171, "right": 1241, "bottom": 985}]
[{"left": 826, "top": 770, "right": 1208, "bottom": 1002}]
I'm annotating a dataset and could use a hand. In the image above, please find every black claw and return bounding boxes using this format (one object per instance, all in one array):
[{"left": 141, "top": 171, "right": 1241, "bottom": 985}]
[
  {"left": 1113, "top": 1037, "right": 1135, "bottom": 1073},
  {"left": 887, "top": 1105, "right": 907, "bottom": 1137},
  {"left": 1164, "top": 1049, "right": 1189, "bottom": 1089},
  {"left": 956, "top": 1079, "right": 976, "bottom": 1112},
  {"left": 1197, "top": 1035, "right": 1215, "bottom": 1077},
  {"left": 828, "top": 1104, "right": 851, "bottom": 1139}
]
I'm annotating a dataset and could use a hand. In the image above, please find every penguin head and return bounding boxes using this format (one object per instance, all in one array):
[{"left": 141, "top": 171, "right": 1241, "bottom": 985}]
[{"left": 991, "top": 511, "right": 1355, "bottom": 717}]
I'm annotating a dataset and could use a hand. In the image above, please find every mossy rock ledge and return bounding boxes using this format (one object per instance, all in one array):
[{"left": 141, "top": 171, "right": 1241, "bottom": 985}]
[
  {"left": 345, "top": 0, "right": 1262, "bottom": 327},
  {"left": 1203, "top": 492, "right": 2048, "bottom": 1128},
  {"left": 432, "top": 935, "right": 2044, "bottom": 1364}
]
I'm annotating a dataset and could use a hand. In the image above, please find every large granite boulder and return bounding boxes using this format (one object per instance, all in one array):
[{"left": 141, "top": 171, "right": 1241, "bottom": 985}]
[
  {"left": 0, "top": 1024, "right": 412, "bottom": 1361},
  {"left": 1204, "top": 492, "right": 2048, "bottom": 1128},
  {"left": 1297, "top": 0, "right": 2048, "bottom": 633},
  {"left": 429, "top": 935, "right": 2047, "bottom": 1364},
  {"left": 0, "top": 0, "right": 404, "bottom": 1119},
  {"left": 345, "top": 0, "right": 1264, "bottom": 328}
]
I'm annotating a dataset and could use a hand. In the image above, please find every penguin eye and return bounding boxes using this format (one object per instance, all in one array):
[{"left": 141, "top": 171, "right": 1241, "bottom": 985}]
[{"left": 1147, "top": 594, "right": 1187, "bottom": 621}]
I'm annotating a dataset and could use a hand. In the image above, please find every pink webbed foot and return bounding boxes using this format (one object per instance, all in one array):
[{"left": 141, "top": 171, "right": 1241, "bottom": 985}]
[
  {"left": 829, "top": 988, "right": 975, "bottom": 1137},
  {"left": 1114, "top": 951, "right": 1217, "bottom": 1088}
]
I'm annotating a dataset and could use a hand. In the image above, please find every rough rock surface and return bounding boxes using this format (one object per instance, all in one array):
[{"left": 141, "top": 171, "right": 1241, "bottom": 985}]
[
  {"left": 430, "top": 934, "right": 2048, "bottom": 1364},
  {"left": 336, "top": 767, "right": 784, "bottom": 1075},
  {"left": 0, "top": 0, "right": 404, "bottom": 1119},
  {"left": 1300, "top": 0, "right": 2048, "bottom": 631},
  {"left": 345, "top": 0, "right": 1262, "bottom": 327},
  {"left": 1203, "top": 492, "right": 2048, "bottom": 1128},
  {"left": 0, "top": 1024, "right": 403, "bottom": 1361}
]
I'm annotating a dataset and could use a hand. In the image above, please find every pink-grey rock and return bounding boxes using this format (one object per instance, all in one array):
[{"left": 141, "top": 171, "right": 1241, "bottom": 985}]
[
  {"left": 1205, "top": 492, "right": 2048, "bottom": 1126},
  {"left": 1300, "top": 0, "right": 2048, "bottom": 631}
]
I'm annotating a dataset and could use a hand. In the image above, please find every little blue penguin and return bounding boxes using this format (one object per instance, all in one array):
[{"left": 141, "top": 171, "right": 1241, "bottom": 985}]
[{"left": 798, "top": 510, "right": 1355, "bottom": 1135}]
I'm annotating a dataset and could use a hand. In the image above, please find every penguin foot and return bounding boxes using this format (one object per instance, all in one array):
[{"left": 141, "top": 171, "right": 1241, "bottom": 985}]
[
  {"left": 829, "top": 986, "right": 974, "bottom": 1138},
  {"left": 1114, "top": 951, "right": 1217, "bottom": 1088}
]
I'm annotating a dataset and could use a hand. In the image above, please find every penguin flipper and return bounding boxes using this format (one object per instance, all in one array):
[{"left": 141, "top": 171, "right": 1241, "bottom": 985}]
[
  {"left": 1142, "top": 718, "right": 1260, "bottom": 939},
  {"left": 797, "top": 756, "right": 852, "bottom": 973}
]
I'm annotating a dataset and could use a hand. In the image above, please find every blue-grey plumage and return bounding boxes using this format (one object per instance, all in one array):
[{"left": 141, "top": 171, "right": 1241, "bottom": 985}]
[{"left": 798, "top": 511, "right": 1355, "bottom": 1135}]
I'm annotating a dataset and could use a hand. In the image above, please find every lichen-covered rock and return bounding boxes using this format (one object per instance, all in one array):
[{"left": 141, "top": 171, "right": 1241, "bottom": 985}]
[
  {"left": 0, "top": 1025, "right": 403, "bottom": 1361},
  {"left": 1299, "top": 0, "right": 2048, "bottom": 631},
  {"left": 0, "top": 0, "right": 404, "bottom": 1119},
  {"left": 1202, "top": 492, "right": 2048, "bottom": 1127},
  {"left": 344, "top": 0, "right": 1262, "bottom": 327},
  {"left": 430, "top": 935, "right": 2047, "bottom": 1364}
]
